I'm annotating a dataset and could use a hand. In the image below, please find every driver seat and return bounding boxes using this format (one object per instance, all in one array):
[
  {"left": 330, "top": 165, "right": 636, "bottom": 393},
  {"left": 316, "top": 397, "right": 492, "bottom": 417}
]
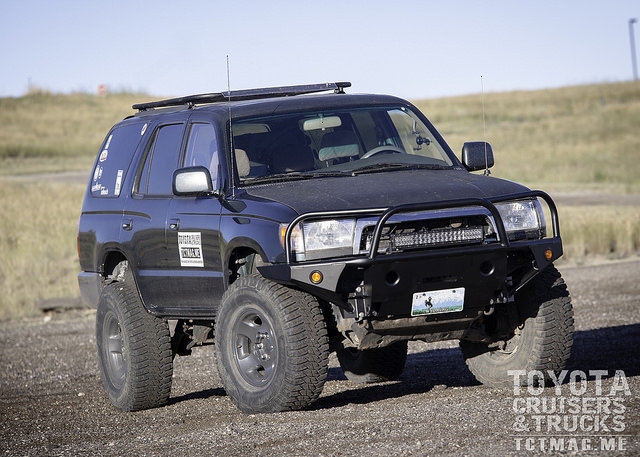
[{"left": 318, "top": 130, "right": 360, "bottom": 164}]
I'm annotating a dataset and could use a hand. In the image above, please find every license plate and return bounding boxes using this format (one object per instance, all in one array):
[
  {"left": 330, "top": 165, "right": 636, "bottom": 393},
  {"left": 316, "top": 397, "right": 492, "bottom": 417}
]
[{"left": 411, "top": 288, "right": 465, "bottom": 316}]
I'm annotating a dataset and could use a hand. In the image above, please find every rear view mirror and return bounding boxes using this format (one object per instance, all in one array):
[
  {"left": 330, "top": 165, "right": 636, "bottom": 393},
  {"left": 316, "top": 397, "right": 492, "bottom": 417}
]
[
  {"left": 462, "top": 141, "right": 494, "bottom": 172},
  {"left": 303, "top": 116, "right": 342, "bottom": 131}
]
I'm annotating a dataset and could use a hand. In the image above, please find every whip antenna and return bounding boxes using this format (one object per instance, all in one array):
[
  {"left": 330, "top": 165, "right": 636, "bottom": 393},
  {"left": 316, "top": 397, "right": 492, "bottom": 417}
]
[
  {"left": 481, "top": 75, "right": 490, "bottom": 176},
  {"left": 227, "top": 55, "right": 236, "bottom": 198}
]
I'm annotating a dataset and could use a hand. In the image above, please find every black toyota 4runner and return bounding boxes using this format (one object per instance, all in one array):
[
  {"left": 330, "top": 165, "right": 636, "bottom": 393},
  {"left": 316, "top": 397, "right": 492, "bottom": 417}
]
[{"left": 77, "top": 82, "right": 573, "bottom": 414}]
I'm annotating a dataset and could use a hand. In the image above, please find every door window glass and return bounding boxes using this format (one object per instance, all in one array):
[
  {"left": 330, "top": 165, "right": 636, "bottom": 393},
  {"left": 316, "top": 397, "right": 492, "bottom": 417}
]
[
  {"left": 137, "top": 123, "right": 184, "bottom": 195},
  {"left": 183, "top": 123, "right": 219, "bottom": 188}
]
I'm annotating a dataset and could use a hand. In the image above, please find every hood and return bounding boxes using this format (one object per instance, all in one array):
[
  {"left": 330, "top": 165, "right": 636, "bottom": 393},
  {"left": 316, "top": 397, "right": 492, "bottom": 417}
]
[{"left": 243, "top": 168, "right": 530, "bottom": 215}]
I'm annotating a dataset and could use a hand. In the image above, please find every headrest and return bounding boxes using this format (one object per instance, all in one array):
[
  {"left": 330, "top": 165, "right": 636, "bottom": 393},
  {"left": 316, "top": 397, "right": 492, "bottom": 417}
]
[{"left": 235, "top": 149, "right": 251, "bottom": 177}]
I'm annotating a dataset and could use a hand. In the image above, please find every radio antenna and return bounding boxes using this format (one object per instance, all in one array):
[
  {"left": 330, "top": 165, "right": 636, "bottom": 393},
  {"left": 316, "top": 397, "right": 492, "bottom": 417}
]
[
  {"left": 227, "top": 55, "right": 236, "bottom": 198},
  {"left": 481, "top": 75, "right": 490, "bottom": 176},
  {"left": 226, "top": 55, "right": 232, "bottom": 103}
]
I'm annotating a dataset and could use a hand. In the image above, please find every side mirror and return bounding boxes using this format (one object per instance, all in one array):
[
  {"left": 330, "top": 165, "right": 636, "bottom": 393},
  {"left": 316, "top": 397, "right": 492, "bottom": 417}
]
[
  {"left": 462, "top": 141, "right": 494, "bottom": 172},
  {"left": 173, "top": 166, "right": 214, "bottom": 196}
]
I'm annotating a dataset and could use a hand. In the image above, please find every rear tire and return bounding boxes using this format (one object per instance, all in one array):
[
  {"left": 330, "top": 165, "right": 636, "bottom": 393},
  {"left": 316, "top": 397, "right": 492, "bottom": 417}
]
[
  {"left": 96, "top": 281, "right": 173, "bottom": 411},
  {"left": 460, "top": 265, "right": 574, "bottom": 387},
  {"left": 337, "top": 341, "right": 408, "bottom": 384},
  {"left": 215, "top": 275, "right": 329, "bottom": 413}
]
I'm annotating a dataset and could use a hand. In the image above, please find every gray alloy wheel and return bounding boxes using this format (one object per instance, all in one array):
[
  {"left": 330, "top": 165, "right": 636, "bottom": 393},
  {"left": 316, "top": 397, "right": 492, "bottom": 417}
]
[{"left": 215, "top": 275, "right": 329, "bottom": 413}]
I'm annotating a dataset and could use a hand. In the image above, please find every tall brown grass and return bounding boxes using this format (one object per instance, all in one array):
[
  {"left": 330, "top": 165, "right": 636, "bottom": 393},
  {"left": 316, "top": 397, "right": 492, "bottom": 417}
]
[
  {"left": 415, "top": 81, "right": 640, "bottom": 192},
  {"left": 0, "top": 181, "right": 85, "bottom": 319},
  {"left": 0, "top": 92, "right": 144, "bottom": 174},
  {"left": 560, "top": 206, "right": 640, "bottom": 262}
]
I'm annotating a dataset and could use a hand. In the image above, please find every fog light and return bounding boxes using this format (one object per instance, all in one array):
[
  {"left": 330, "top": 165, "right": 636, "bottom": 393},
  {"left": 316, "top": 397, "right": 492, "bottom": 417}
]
[
  {"left": 545, "top": 249, "right": 553, "bottom": 261},
  {"left": 310, "top": 270, "right": 323, "bottom": 284}
]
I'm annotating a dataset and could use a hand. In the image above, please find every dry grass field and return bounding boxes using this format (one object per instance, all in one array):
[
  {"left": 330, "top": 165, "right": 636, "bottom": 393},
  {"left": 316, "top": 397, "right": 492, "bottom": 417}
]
[
  {"left": 415, "top": 81, "right": 640, "bottom": 192},
  {"left": 0, "top": 91, "right": 145, "bottom": 174},
  {"left": 0, "top": 82, "right": 639, "bottom": 319}
]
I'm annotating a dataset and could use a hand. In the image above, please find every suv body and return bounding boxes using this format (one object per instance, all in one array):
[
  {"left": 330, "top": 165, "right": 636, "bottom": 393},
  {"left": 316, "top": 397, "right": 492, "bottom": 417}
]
[{"left": 78, "top": 83, "right": 573, "bottom": 413}]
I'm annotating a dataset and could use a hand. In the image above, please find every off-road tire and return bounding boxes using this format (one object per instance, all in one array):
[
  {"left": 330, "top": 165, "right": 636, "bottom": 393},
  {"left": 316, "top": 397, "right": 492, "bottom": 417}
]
[
  {"left": 337, "top": 341, "right": 408, "bottom": 384},
  {"left": 96, "top": 281, "right": 173, "bottom": 411},
  {"left": 460, "top": 265, "right": 574, "bottom": 387},
  {"left": 215, "top": 275, "right": 329, "bottom": 413}
]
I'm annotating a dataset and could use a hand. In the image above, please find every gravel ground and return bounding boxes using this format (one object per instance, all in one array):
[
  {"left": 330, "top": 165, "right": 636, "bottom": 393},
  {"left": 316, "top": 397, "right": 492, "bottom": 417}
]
[{"left": 1, "top": 259, "right": 639, "bottom": 456}]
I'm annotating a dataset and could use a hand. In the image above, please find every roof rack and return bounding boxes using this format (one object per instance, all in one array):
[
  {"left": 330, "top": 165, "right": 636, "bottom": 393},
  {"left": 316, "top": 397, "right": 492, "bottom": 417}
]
[{"left": 132, "top": 81, "right": 351, "bottom": 111}]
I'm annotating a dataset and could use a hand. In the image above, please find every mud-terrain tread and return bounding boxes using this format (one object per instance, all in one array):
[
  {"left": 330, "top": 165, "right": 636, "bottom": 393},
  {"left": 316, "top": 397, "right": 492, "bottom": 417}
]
[
  {"left": 96, "top": 281, "right": 173, "bottom": 411},
  {"left": 460, "top": 265, "right": 574, "bottom": 387},
  {"left": 215, "top": 275, "right": 329, "bottom": 413}
]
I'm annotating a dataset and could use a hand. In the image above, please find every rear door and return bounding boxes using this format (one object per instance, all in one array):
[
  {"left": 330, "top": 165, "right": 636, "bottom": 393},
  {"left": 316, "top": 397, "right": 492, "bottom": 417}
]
[{"left": 120, "top": 119, "right": 185, "bottom": 312}]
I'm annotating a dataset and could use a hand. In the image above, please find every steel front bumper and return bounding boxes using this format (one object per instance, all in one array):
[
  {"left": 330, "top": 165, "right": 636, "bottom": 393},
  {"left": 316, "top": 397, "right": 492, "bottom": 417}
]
[
  {"left": 258, "top": 191, "right": 563, "bottom": 346},
  {"left": 259, "top": 238, "right": 561, "bottom": 317}
]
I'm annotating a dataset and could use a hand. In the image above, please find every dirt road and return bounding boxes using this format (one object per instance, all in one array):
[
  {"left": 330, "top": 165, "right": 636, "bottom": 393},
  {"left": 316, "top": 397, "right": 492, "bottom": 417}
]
[{"left": 1, "top": 259, "right": 639, "bottom": 456}]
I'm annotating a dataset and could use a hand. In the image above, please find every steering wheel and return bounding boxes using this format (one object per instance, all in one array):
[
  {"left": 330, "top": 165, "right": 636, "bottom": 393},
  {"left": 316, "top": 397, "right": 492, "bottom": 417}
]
[{"left": 361, "top": 146, "right": 406, "bottom": 159}]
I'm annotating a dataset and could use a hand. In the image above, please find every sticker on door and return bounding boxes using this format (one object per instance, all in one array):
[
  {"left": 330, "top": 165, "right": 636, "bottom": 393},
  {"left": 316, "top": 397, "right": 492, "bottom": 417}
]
[{"left": 178, "top": 232, "right": 204, "bottom": 267}]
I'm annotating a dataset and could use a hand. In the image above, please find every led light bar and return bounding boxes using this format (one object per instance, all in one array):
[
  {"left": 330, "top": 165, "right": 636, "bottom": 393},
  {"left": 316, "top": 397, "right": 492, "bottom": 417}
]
[{"left": 390, "top": 226, "right": 484, "bottom": 249}]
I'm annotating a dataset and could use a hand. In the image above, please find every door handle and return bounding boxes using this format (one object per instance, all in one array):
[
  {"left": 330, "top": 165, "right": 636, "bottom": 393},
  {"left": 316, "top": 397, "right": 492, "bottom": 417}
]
[
  {"left": 122, "top": 219, "right": 133, "bottom": 231},
  {"left": 169, "top": 218, "right": 180, "bottom": 231}
]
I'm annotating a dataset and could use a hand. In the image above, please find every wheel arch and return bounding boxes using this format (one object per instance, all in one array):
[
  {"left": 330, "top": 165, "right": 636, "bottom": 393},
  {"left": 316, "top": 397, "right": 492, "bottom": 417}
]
[
  {"left": 103, "top": 250, "right": 128, "bottom": 278},
  {"left": 226, "top": 241, "right": 269, "bottom": 285}
]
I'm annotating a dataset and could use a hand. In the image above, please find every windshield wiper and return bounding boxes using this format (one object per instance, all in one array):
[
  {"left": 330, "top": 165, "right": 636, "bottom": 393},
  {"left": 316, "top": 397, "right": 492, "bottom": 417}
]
[
  {"left": 242, "top": 170, "right": 349, "bottom": 184},
  {"left": 350, "top": 163, "right": 451, "bottom": 175}
]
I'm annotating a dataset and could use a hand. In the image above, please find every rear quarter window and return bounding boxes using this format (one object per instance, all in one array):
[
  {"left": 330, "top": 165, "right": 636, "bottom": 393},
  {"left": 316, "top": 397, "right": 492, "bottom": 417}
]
[{"left": 91, "top": 122, "right": 147, "bottom": 198}]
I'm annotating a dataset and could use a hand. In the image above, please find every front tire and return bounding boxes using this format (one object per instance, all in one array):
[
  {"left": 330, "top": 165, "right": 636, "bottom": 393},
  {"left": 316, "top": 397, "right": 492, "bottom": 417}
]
[
  {"left": 96, "top": 281, "right": 173, "bottom": 411},
  {"left": 460, "top": 265, "right": 574, "bottom": 387},
  {"left": 215, "top": 275, "right": 329, "bottom": 413}
]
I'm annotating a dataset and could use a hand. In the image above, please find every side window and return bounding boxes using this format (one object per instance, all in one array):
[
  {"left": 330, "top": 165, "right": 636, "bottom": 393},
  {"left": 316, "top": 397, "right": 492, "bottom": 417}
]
[
  {"left": 91, "top": 122, "right": 146, "bottom": 198},
  {"left": 183, "top": 123, "right": 219, "bottom": 189},
  {"left": 137, "top": 123, "right": 184, "bottom": 196}
]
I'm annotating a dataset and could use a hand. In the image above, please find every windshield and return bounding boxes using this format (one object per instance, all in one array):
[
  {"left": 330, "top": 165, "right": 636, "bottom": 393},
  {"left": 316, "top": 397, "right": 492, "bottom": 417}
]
[{"left": 232, "top": 106, "right": 455, "bottom": 183}]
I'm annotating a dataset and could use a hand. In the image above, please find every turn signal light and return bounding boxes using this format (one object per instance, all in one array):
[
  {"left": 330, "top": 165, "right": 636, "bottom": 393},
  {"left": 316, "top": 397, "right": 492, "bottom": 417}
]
[{"left": 310, "top": 270, "right": 323, "bottom": 284}]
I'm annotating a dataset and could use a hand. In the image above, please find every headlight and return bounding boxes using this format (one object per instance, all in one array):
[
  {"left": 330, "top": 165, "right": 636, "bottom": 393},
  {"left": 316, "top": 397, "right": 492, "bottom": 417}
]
[
  {"left": 496, "top": 199, "right": 546, "bottom": 240},
  {"left": 284, "top": 219, "right": 356, "bottom": 261}
]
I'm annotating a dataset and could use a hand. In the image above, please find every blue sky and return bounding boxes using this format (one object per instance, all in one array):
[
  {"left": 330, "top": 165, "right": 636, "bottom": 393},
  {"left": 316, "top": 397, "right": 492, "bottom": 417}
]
[{"left": 1, "top": 1, "right": 638, "bottom": 100}]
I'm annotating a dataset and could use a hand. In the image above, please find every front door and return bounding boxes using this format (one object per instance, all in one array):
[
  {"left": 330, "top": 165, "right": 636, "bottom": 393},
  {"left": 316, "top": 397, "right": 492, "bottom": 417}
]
[{"left": 163, "top": 122, "right": 224, "bottom": 315}]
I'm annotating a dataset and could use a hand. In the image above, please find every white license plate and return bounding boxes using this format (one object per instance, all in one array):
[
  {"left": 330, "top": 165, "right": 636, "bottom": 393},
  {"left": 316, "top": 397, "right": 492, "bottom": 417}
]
[{"left": 411, "top": 288, "right": 465, "bottom": 316}]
